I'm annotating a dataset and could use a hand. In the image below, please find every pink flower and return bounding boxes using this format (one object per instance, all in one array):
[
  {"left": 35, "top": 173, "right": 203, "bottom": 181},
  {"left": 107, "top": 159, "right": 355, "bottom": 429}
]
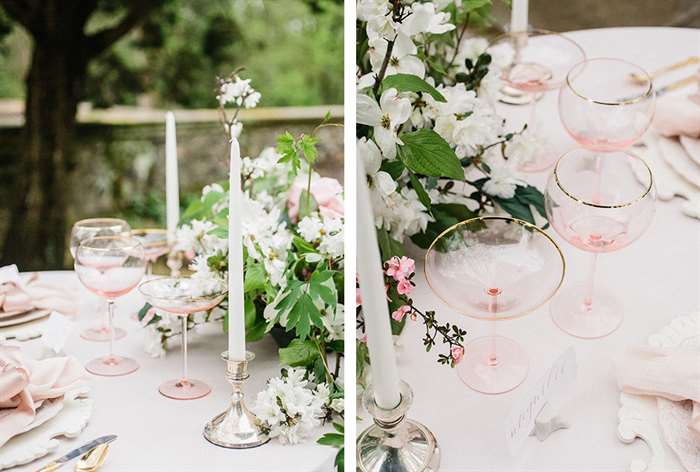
[
  {"left": 356, "top": 287, "right": 362, "bottom": 306},
  {"left": 385, "top": 256, "right": 415, "bottom": 281},
  {"left": 359, "top": 335, "right": 367, "bottom": 344},
  {"left": 391, "top": 305, "right": 412, "bottom": 322},
  {"left": 396, "top": 278, "right": 414, "bottom": 295},
  {"left": 451, "top": 346, "right": 464, "bottom": 364},
  {"left": 287, "top": 176, "right": 344, "bottom": 222}
]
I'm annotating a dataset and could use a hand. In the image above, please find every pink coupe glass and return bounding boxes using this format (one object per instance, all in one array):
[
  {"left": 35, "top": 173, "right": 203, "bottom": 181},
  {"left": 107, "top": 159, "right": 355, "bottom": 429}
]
[
  {"left": 425, "top": 217, "right": 565, "bottom": 394},
  {"left": 70, "top": 218, "right": 130, "bottom": 342},
  {"left": 488, "top": 29, "right": 585, "bottom": 171},
  {"left": 139, "top": 277, "right": 226, "bottom": 400},
  {"left": 559, "top": 58, "right": 655, "bottom": 151},
  {"left": 545, "top": 149, "right": 655, "bottom": 338},
  {"left": 75, "top": 235, "right": 145, "bottom": 376},
  {"left": 131, "top": 229, "right": 171, "bottom": 277}
]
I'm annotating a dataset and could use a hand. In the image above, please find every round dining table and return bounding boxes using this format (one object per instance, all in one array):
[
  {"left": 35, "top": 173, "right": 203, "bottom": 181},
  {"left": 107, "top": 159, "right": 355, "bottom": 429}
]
[
  {"left": 3, "top": 271, "right": 335, "bottom": 472},
  {"left": 357, "top": 26, "right": 700, "bottom": 472}
]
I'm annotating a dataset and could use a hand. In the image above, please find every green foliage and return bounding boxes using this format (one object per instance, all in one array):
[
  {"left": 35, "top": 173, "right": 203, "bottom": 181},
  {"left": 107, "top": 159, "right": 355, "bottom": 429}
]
[
  {"left": 317, "top": 422, "right": 344, "bottom": 471},
  {"left": 398, "top": 129, "right": 464, "bottom": 179},
  {"left": 0, "top": 0, "right": 343, "bottom": 107},
  {"left": 381, "top": 73, "right": 446, "bottom": 102}
]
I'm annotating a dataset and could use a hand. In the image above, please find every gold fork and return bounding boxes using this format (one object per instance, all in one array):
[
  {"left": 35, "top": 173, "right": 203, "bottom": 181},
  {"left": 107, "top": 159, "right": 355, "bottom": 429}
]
[
  {"left": 630, "top": 56, "right": 699, "bottom": 84},
  {"left": 74, "top": 444, "right": 110, "bottom": 472}
]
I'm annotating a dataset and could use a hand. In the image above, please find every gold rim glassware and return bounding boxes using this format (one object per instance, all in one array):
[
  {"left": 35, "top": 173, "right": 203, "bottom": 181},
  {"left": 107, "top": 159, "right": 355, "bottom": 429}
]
[
  {"left": 130, "top": 228, "right": 171, "bottom": 278},
  {"left": 74, "top": 235, "right": 146, "bottom": 376},
  {"left": 425, "top": 217, "right": 565, "bottom": 394},
  {"left": 70, "top": 218, "right": 131, "bottom": 342},
  {"left": 139, "top": 276, "right": 227, "bottom": 400},
  {"left": 545, "top": 148, "right": 655, "bottom": 338},
  {"left": 488, "top": 29, "right": 586, "bottom": 171},
  {"left": 558, "top": 58, "right": 656, "bottom": 151}
]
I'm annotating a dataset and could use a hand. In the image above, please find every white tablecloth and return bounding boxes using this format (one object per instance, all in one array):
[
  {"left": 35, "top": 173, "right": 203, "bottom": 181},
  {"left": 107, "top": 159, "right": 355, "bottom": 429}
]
[
  {"left": 358, "top": 27, "right": 700, "bottom": 471},
  {"left": 5, "top": 271, "right": 335, "bottom": 472}
]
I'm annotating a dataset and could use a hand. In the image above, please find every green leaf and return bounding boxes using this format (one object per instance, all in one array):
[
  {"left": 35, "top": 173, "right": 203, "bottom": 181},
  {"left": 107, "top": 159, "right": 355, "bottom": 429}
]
[
  {"left": 380, "top": 159, "right": 405, "bottom": 180},
  {"left": 244, "top": 260, "right": 266, "bottom": 292},
  {"left": 376, "top": 228, "right": 405, "bottom": 260},
  {"left": 292, "top": 236, "right": 317, "bottom": 254},
  {"left": 493, "top": 196, "right": 536, "bottom": 225},
  {"left": 515, "top": 185, "right": 547, "bottom": 220},
  {"left": 399, "top": 130, "right": 464, "bottom": 179},
  {"left": 244, "top": 297, "right": 266, "bottom": 342},
  {"left": 410, "top": 203, "right": 477, "bottom": 249},
  {"left": 298, "top": 189, "right": 319, "bottom": 220},
  {"left": 382, "top": 73, "right": 446, "bottom": 102},
  {"left": 335, "top": 448, "right": 344, "bottom": 471},
  {"left": 317, "top": 433, "right": 344, "bottom": 447},
  {"left": 463, "top": 0, "right": 492, "bottom": 13},
  {"left": 408, "top": 172, "right": 431, "bottom": 211},
  {"left": 278, "top": 338, "right": 319, "bottom": 367},
  {"left": 137, "top": 303, "right": 153, "bottom": 323},
  {"left": 299, "top": 135, "right": 319, "bottom": 164}
]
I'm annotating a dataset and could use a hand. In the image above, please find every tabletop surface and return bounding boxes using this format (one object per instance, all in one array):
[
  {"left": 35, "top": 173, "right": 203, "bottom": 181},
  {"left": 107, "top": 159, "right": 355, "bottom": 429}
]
[
  {"left": 4, "top": 271, "right": 335, "bottom": 472},
  {"left": 358, "top": 26, "right": 700, "bottom": 472}
]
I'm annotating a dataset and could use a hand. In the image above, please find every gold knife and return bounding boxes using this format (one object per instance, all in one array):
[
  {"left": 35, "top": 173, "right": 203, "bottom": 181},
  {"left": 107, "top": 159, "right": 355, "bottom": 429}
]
[{"left": 36, "top": 436, "right": 117, "bottom": 472}]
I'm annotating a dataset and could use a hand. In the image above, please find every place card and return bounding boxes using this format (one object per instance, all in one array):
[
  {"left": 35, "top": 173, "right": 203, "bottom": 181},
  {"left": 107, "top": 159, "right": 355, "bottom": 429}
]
[
  {"left": 505, "top": 346, "right": 577, "bottom": 454},
  {"left": 41, "top": 311, "right": 75, "bottom": 354}
]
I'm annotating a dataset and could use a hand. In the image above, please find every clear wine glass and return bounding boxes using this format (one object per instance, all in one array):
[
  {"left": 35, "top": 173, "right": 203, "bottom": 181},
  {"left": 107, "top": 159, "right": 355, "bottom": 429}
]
[
  {"left": 131, "top": 229, "right": 171, "bottom": 278},
  {"left": 559, "top": 58, "right": 656, "bottom": 151},
  {"left": 488, "top": 29, "right": 585, "bottom": 172},
  {"left": 70, "top": 218, "right": 131, "bottom": 342},
  {"left": 139, "top": 276, "right": 227, "bottom": 400},
  {"left": 75, "top": 236, "right": 145, "bottom": 376},
  {"left": 545, "top": 148, "right": 655, "bottom": 338},
  {"left": 425, "top": 217, "right": 565, "bottom": 394}
]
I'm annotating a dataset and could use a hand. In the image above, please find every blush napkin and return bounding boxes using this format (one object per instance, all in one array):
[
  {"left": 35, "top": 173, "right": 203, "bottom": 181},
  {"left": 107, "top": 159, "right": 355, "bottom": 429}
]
[
  {"left": 653, "top": 92, "right": 700, "bottom": 139},
  {"left": 0, "top": 265, "right": 76, "bottom": 317},
  {"left": 616, "top": 345, "right": 700, "bottom": 444},
  {"left": 0, "top": 346, "right": 86, "bottom": 447}
]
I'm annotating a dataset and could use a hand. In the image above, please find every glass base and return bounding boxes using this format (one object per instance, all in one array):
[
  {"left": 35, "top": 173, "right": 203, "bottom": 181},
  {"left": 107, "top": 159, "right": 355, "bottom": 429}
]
[
  {"left": 86, "top": 355, "right": 139, "bottom": 376},
  {"left": 498, "top": 85, "right": 543, "bottom": 105},
  {"left": 457, "top": 336, "right": 529, "bottom": 394},
  {"left": 81, "top": 325, "right": 126, "bottom": 342},
  {"left": 357, "top": 419, "right": 440, "bottom": 472},
  {"left": 550, "top": 283, "right": 623, "bottom": 339},
  {"left": 159, "top": 378, "right": 211, "bottom": 400},
  {"left": 517, "top": 149, "right": 557, "bottom": 173}
]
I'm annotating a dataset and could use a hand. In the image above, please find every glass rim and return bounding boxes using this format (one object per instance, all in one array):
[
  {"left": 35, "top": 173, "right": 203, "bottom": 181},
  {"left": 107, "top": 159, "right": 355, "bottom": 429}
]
[
  {"left": 73, "top": 217, "right": 129, "bottom": 229},
  {"left": 489, "top": 28, "right": 586, "bottom": 55},
  {"left": 77, "top": 235, "right": 144, "bottom": 252},
  {"left": 138, "top": 276, "right": 228, "bottom": 303},
  {"left": 131, "top": 228, "right": 171, "bottom": 249},
  {"left": 424, "top": 216, "right": 566, "bottom": 321},
  {"left": 553, "top": 149, "right": 654, "bottom": 208},
  {"left": 565, "top": 57, "right": 654, "bottom": 106}
]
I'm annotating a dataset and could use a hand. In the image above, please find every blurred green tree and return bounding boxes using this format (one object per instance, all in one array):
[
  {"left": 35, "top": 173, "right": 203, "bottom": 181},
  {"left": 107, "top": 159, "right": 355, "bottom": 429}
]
[{"left": 0, "top": 0, "right": 342, "bottom": 270}]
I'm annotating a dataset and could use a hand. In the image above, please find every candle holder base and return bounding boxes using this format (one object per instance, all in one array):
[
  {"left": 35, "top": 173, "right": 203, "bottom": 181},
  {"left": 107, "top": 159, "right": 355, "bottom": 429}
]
[
  {"left": 357, "top": 381, "right": 440, "bottom": 472},
  {"left": 203, "top": 351, "right": 270, "bottom": 449}
]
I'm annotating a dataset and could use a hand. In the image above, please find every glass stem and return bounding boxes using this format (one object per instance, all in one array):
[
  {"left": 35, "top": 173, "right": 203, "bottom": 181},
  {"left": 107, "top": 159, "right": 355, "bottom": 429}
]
[
  {"left": 107, "top": 299, "right": 115, "bottom": 361},
  {"left": 487, "top": 289, "right": 500, "bottom": 367},
  {"left": 584, "top": 253, "right": 599, "bottom": 311},
  {"left": 147, "top": 261, "right": 153, "bottom": 277},
  {"left": 181, "top": 315, "right": 189, "bottom": 383}
]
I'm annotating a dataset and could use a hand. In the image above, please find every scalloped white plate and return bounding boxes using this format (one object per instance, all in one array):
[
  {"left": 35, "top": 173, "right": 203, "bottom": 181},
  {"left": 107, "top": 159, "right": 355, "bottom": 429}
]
[
  {"left": 618, "top": 312, "right": 700, "bottom": 472},
  {"left": 0, "top": 387, "right": 92, "bottom": 471}
]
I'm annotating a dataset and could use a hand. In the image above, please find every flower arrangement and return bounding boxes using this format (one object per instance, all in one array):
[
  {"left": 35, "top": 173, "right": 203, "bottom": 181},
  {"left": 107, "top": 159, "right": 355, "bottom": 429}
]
[
  {"left": 139, "top": 71, "right": 344, "bottom": 468},
  {"left": 356, "top": 0, "right": 546, "bottom": 368}
]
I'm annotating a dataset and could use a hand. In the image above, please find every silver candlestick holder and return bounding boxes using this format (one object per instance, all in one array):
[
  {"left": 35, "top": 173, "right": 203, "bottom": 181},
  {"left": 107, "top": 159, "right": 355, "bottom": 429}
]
[
  {"left": 203, "top": 351, "right": 270, "bottom": 449},
  {"left": 357, "top": 380, "right": 440, "bottom": 472}
]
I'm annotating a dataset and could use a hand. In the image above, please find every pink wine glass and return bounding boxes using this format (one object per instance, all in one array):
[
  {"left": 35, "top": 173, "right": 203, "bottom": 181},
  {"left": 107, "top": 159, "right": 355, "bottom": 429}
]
[
  {"left": 488, "top": 29, "right": 585, "bottom": 171},
  {"left": 131, "top": 229, "right": 171, "bottom": 278},
  {"left": 75, "top": 236, "right": 146, "bottom": 376},
  {"left": 70, "top": 218, "right": 130, "bottom": 342},
  {"left": 559, "top": 58, "right": 655, "bottom": 151},
  {"left": 139, "top": 277, "right": 226, "bottom": 400},
  {"left": 545, "top": 149, "right": 655, "bottom": 338},
  {"left": 425, "top": 217, "right": 565, "bottom": 394}
]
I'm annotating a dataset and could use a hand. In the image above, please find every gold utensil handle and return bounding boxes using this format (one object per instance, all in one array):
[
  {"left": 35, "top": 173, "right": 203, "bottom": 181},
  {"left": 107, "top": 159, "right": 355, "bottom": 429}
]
[
  {"left": 658, "top": 75, "right": 698, "bottom": 96},
  {"left": 36, "top": 461, "right": 62, "bottom": 472},
  {"left": 652, "top": 56, "right": 700, "bottom": 79}
]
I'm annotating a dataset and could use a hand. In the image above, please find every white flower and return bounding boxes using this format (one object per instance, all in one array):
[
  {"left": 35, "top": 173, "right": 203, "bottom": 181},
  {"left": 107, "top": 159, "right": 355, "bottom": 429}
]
[
  {"left": 456, "top": 37, "right": 489, "bottom": 64},
  {"left": 217, "top": 77, "right": 260, "bottom": 109},
  {"left": 322, "top": 304, "right": 344, "bottom": 341},
  {"left": 505, "top": 131, "right": 543, "bottom": 169},
  {"left": 298, "top": 215, "right": 324, "bottom": 242},
  {"left": 357, "top": 88, "right": 411, "bottom": 159},
  {"left": 360, "top": 0, "right": 397, "bottom": 40},
  {"left": 244, "top": 91, "right": 261, "bottom": 108},
  {"left": 482, "top": 162, "right": 525, "bottom": 199},
  {"left": 143, "top": 325, "right": 165, "bottom": 358},
  {"left": 400, "top": 2, "right": 455, "bottom": 37},
  {"left": 202, "top": 183, "right": 224, "bottom": 198},
  {"left": 369, "top": 33, "right": 424, "bottom": 78},
  {"left": 330, "top": 398, "right": 344, "bottom": 413},
  {"left": 253, "top": 368, "right": 326, "bottom": 445}
]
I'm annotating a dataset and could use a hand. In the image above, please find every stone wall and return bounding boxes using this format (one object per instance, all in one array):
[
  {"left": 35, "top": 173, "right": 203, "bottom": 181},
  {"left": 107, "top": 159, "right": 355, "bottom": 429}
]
[{"left": 0, "top": 105, "right": 343, "bottom": 242}]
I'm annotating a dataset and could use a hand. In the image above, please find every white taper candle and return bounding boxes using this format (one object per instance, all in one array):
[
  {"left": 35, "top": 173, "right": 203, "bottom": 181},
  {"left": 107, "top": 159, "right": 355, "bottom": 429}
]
[
  {"left": 356, "top": 156, "right": 401, "bottom": 409},
  {"left": 227, "top": 135, "right": 246, "bottom": 360},
  {"left": 510, "top": 0, "right": 529, "bottom": 33},
  {"left": 165, "top": 112, "right": 180, "bottom": 241}
]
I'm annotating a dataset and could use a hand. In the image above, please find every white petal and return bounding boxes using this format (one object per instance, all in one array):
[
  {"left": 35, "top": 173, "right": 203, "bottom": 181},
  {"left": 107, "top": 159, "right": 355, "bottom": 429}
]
[
  {"left": 357, "top": 94, "right": 382, "bottom": 126},
  {"left": 374, "top": 126, "right": 398, "bottom": 159}
]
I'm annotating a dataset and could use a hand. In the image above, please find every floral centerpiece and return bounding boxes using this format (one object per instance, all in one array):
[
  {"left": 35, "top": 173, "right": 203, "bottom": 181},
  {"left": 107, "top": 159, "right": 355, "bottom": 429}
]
[
  {"left": 356, "top": 0, "right": 546, "bottom": 374},
  {"left": 139, "top": 71, "right": 344, "bottom": 469}
]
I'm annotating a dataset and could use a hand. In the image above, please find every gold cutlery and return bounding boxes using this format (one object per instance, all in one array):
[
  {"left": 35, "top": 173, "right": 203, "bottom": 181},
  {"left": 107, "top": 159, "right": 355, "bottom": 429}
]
[
  {"left": 75, "top": 444, "right": 111, "bottom": 472},
  {"left": 36, "top": 435, "right": 116, "bottom": 472},
  {"left": 656, "top": 75, "right": 698, "bottom": 97},
  {"left": 630, "top": 56, "right": 699, "bottom": 84}
]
